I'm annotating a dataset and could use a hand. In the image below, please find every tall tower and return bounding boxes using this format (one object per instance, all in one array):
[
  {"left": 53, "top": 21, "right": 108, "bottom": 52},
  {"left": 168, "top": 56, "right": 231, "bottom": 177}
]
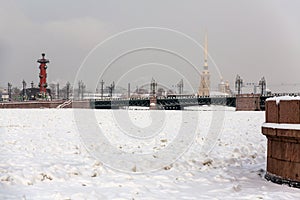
[
  {"left": 198, "top": 33, "right": 210, "bottom": 96},
  {"left": 37, "top": 53, "right": 49, "bottom": 97}
]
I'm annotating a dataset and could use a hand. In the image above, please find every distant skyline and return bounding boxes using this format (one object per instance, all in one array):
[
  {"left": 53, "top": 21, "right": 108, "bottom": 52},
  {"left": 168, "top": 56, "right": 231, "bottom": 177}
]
[{"left": 1, "top": 0, "right": 300, "bottom": 93}]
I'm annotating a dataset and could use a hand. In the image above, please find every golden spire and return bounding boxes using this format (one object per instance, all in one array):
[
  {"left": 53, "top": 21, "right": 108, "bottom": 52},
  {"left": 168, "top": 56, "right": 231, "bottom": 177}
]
[{"left": 204, "top": 32, "right": 208, "bottom": 69}]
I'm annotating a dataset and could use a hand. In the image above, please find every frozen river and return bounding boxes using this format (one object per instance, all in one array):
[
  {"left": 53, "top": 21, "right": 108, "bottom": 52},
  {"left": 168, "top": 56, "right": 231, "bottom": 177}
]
[{"left": 0, "top": 107, "right": 299, "bottom": 199}]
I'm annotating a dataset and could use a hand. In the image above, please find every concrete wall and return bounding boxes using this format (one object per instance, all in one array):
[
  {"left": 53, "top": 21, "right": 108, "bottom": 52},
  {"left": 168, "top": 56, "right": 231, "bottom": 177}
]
[
  {"left": 67, "top": 101, "right": 91, "bottom": 109},
  {"left": 0, "top": 100, "right": 91, "bottom": 109},
  {"left": 262, "top": 100, "right": 300, "bottom": 188},
  {"left": 236, "top": 94, "right": 260, "bottom": 111}
]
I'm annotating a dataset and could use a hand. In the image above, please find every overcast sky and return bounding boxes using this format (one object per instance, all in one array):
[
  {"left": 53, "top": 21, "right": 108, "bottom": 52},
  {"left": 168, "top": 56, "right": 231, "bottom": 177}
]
[{"left": 1, "top": 0, "right": 300, "bottom": 93}]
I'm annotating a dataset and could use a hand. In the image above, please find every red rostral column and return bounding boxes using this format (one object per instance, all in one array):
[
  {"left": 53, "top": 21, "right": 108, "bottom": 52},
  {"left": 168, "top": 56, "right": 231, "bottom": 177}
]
[{"left": 37, "top": 53, "right": 49, "bottom": 97}]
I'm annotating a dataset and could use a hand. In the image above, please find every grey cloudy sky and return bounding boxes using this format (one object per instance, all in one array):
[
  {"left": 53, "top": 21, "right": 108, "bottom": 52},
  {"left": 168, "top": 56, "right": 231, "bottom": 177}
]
[{"left": 1, "top": 0, "right": 300, "bottom": 93}]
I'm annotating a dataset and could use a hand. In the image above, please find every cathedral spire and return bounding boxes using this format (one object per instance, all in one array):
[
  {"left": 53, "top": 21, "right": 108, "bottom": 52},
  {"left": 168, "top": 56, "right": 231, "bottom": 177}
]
[
  {"left": 198, "top": 31, "right": 210, "bottom": 97},
  {"left": 204, "top": 32, "right": 208, "bottom": 69}
]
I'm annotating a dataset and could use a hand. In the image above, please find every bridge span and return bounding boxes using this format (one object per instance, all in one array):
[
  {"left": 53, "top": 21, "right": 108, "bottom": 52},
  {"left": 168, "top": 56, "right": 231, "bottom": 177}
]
[
  {"left": 92, "top": 96, "right": 236, "bottom": 110},
  {"left": 90, "top": 94, "right": 299, "bottom": 110}
]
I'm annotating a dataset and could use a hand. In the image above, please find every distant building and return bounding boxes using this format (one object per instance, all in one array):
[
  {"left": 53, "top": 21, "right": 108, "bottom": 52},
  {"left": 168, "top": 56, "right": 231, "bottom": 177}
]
[
  {"left": 157, "top": 88, "right": 167, "bottom": 97},
  {"left": 131, "top": 87, "right": 149, "bottom": 98},
  {"left": 1, "top": 94, "right": 9, "bottom": 101},
  {"left": 20, "top": 88, "right": 52, "bottom": 100},
  {"left": 0, "top": 88, "right": 9, "bottom": 101},
  {"left": 218, "top": 79, "right": 232, "bottom": 95}
]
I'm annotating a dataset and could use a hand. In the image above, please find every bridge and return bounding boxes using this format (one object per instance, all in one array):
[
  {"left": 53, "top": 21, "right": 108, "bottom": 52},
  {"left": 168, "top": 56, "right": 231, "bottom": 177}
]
[
  {"left": 90, "top": 94, "right": 298, "bottom": 110},
  {"left": 92, "top": 96, "right": 236, "bottom": 110}
]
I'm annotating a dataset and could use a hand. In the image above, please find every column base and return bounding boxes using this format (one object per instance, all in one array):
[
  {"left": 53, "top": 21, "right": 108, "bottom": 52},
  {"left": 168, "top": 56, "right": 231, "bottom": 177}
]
[{"left": 265, "top": 172, "right": 300, "bottom": 189}]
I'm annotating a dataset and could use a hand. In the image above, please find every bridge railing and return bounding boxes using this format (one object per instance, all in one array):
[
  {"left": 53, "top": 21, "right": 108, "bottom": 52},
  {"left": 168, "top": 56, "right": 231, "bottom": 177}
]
[{"left": 90, "top": 92, "right": 300, "bottom": 102}]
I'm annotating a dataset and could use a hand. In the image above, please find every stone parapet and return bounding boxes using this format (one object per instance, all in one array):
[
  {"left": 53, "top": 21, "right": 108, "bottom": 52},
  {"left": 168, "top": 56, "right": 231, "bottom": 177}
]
[
  {"left": 236, "top": 94, "right": 260, "bottom": 111},
  {"left": 262, "top": 98, "right": 300, "bottom": 188},
  {"left": 0, "top": 100, "right": 91, "bottom": 109}
]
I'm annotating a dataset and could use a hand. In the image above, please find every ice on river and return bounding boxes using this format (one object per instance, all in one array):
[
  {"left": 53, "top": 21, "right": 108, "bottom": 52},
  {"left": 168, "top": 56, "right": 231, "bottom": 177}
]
[{"left": 0, "top": 107, "right": 299, "bottom": 199}]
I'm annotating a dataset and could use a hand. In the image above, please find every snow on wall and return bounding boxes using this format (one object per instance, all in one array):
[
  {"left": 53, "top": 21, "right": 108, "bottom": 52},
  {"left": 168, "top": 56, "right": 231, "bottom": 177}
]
[
  {"left": 266, "top": 96, "right": 300, "bottom": 105},
  {"left": 262, "top": 122, "right": 300, "bottom": 130}
]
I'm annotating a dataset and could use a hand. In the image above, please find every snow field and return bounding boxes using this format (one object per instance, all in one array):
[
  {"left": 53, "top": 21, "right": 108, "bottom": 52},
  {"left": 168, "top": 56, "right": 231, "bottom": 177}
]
[{"left": 0, "top": 107, "right": 299, "bottom": 199}]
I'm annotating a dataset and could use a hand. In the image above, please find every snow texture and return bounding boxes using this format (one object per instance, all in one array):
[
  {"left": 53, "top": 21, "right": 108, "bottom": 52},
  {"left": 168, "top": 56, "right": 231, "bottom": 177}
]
[
  {"left": 266, "top": 96, "right": 300, "bottom": 105},
  {"left": 0, "top": 107, "right": 299, "bottom": 199},
  {"left": 262, "top": 123, "right": 300, "bottom": 130}
]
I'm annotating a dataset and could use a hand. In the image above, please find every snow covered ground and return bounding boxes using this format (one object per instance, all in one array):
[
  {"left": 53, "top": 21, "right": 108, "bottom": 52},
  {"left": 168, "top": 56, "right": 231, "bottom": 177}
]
[{"left": 0, "top": 107, "right": 299, "bottom": 199}]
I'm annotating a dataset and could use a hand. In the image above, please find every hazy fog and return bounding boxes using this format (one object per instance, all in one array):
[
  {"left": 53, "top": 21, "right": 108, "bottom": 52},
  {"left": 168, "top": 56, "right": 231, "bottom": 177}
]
[{"left": 1, "top": 0, "right": 300, "bottom": 93}]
